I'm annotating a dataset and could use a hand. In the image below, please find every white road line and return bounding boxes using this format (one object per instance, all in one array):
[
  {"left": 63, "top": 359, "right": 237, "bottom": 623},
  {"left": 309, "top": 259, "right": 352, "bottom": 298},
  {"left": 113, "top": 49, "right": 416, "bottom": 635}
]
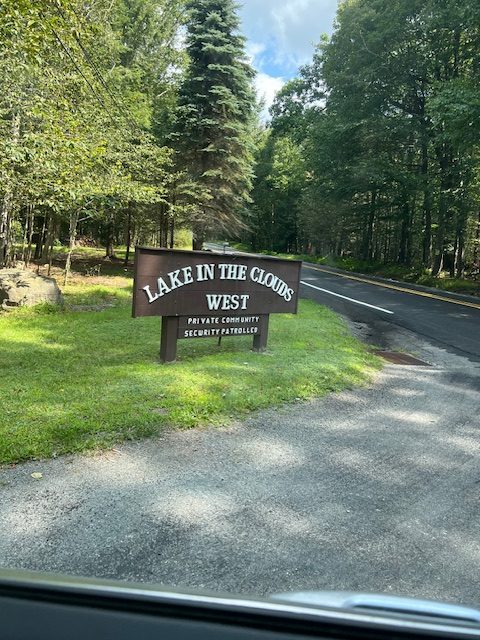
[{"left": 300, "top": 280, "right": 394, "bottom": 315}]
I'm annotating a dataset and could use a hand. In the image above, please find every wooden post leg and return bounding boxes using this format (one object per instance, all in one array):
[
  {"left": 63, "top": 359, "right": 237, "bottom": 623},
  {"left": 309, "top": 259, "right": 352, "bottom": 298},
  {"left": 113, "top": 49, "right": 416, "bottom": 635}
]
[
  {"left": 160, "top": 316, "right": 179, "bottom": 363},
  {"left": 253, "top": 314, "right": 270, "bottom": 353}
]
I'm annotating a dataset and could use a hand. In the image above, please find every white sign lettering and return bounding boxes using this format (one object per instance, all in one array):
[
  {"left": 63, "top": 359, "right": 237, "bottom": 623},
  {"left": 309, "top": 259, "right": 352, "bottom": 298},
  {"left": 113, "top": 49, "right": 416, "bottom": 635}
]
[{"left": 143, "top": 263, "right": 295, "bottom": 310}]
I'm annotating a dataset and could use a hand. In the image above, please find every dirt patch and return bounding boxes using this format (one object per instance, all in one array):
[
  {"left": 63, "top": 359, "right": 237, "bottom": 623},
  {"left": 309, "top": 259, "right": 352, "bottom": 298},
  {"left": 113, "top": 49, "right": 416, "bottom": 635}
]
[{"left": 27, "top": 258, "right": 132, "bottom": 289}]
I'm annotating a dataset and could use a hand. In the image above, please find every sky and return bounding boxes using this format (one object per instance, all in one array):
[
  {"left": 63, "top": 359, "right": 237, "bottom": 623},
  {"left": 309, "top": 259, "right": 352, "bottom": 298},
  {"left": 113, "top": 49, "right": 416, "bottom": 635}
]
[{"left": 238, "top": 0, "right": 338, "bottom": 118}]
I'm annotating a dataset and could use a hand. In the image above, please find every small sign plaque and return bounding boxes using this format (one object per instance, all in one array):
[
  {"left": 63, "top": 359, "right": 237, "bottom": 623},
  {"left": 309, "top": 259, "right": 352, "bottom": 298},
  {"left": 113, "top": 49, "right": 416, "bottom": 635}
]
[
  {"left": 178, "top": 315, "right": 262, "bottom": 339},
  {"left": 132, "top": 247, "right": 301, "bottom": 362}
]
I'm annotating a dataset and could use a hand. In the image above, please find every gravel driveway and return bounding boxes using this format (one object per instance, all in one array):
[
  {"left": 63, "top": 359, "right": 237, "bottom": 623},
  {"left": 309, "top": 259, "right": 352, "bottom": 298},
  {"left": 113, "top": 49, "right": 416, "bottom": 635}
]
[{"left": 1, "top": 323, "right": 479, "bottom": 607}]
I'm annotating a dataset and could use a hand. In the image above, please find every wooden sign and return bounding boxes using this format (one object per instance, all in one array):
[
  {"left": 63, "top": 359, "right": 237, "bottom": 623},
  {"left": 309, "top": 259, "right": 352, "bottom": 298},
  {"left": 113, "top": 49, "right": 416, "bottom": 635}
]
[{"left": 132, "top": 247, "right": 301, "bottom": 362}]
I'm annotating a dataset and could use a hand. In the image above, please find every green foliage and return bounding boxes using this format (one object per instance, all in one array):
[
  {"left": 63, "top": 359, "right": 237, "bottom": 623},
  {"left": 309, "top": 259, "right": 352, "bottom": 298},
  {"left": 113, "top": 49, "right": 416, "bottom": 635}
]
[
  {"left": 249, "top": 131, "right": 306, "bottom": 252},
  {"left": 0, "top": 0, "right": 185, "bottom": 268},
  {"left": 252, "top": 0, "right": 480, "bottom": 280}
]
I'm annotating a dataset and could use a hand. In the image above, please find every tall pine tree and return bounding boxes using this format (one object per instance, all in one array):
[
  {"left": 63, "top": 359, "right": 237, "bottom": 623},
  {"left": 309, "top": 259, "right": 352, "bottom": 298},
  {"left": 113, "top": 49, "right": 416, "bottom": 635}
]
[{"left": 174, "top": 0, "right": 256, "bottom": 249}]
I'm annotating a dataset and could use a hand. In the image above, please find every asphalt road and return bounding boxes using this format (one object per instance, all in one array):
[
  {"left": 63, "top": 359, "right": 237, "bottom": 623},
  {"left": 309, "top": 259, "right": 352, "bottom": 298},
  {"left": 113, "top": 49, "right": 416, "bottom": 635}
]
[
  {"left": 300, "top": 263, "right": 480, "bottom": 361},
  {"left": 1, "top": 259, "right": 480, "bottom": 607}
]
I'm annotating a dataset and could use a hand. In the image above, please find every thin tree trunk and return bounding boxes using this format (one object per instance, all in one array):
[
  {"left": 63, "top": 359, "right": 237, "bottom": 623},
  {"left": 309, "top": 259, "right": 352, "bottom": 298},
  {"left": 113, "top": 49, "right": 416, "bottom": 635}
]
[
  {"left": 47, "top": 220, "right": 56, "bottom": 276},
  {"left": 0, "top": 112, "right": 20, "bottom": 268},
  {"left": 34, "top": 214, "right": 48, "bottom": 260},
  {"left": 162, "top": 204, "right": 169, "bottom": 247},
  {"left": 0, "top": 195, "right": 10, "bottom": 268},
  {"left": 455, "top": 235, "right": 465, "bottom": 279},
  {"left": 20, "top": 207, "right": 28, "bottom": 263},
  {"left": 398, "top": 199, "right": 412, "bottom": 265},
  {"left": 124, "top": 206, "right": 132, "bottom": 265},
  {"left": 105, "top": 213, "right": 116, "bottom": 258},
  {"left": 473, "top": 210, "right": 480, "bottom": 266},
  {"left": 454, "top": 204, "right": 467, "bottom": 279},
  {"left": 43, "top": 213, "right": 55, "bottom": 264},
  {"left": 5, "top": 207, "right": 15, "bottom": 266},
  {"left": 157, "top": 203, "right": 165, "bottom": 247},
  {"left": 421, "top": 140, "right": 432, "bottom": 266},
  {"left": 431, "top": 211, "right": 445, "bottom": 276},
  {"left": 169, "top": 214, "right": 175, "bottom": 249},
  {"left": 270, "top": 203, "right": 274, "bottom": 252},
  {"left": 362, "top": 191, "right": 376, "bottom": 261},
  {"left": 64, "top": 211, "right": 79, "bottom": 286},
  {"left": 451, "top": 234, "right": 458, "bottom": 278},
  {"left": 432, "top": 148, "right": 451, "bottom": 276},
  {"left": 26, "top": 205, "right": 34, "bottom": 266}
]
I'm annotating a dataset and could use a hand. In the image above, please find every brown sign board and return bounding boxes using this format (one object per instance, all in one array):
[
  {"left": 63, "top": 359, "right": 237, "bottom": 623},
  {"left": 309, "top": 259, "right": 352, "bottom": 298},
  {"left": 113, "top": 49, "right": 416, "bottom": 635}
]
[{"left": 132, "top": 247, "right": 302, "bottom": 362}]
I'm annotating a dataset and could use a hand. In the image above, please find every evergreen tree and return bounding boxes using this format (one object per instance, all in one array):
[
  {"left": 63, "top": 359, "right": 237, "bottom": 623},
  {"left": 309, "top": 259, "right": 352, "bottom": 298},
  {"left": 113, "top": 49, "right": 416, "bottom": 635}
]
[{"left": 174, "top": 0, "right": 256, "bottom": 249}]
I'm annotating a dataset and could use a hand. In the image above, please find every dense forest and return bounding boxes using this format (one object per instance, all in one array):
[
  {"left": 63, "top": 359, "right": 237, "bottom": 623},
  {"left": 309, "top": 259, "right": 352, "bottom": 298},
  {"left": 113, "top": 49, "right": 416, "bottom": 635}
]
[
  {"left": 1, "top": 0, "right": 480, "bottom": 282},
  {"left": 252, "top": 0, "right": 480, "bottom": 279},
  {"left": 0, "top": 0, "right": 255, "bottom": 275}
]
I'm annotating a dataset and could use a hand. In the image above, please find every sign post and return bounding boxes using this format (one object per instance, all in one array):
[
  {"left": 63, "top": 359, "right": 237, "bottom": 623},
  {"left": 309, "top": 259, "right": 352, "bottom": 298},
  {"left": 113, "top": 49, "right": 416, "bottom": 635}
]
[
  {"left": 252, "top": 314, "right": 269, "bottom": 353},
  {"left": 160, "top": 316, "right": 180, "bottom": 363},
  {"left": 132, "top": 248, "right": 301, "bottom": 363}
]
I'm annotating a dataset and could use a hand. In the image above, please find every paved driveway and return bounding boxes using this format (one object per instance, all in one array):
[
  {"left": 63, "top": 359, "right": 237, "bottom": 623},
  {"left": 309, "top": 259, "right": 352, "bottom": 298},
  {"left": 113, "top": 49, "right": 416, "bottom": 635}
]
[{"left": 1, "top": 322, "right": 479, "bottom": 607}]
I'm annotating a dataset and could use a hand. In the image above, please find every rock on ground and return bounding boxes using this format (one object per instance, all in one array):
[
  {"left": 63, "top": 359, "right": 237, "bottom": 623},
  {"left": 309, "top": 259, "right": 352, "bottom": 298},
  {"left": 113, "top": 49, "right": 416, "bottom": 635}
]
[{"left": 0, "top": 269, "right": 63, "bottom": 310}]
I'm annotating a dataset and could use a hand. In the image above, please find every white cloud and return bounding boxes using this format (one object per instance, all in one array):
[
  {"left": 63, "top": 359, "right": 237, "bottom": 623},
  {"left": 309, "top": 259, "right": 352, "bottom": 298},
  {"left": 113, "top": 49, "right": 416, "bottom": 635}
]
[
  {"left": 246, "top": 41, "right": 267, "bottom": 64},
  {"left": 240, "top": 0, "right": 338, "bottom": 74},
  {"left": 254, "top": 72, "right": 285, "bottom": 121}
]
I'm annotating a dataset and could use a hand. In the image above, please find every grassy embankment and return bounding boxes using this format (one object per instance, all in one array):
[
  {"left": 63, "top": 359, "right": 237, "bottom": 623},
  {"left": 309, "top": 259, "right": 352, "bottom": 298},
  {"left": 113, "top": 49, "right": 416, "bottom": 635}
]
[
  {"left": 233, "top": 244, "right": 480, "bottom": 297},
  {"left": 0, "top": 249, "right": 380, "bottom": 465}
]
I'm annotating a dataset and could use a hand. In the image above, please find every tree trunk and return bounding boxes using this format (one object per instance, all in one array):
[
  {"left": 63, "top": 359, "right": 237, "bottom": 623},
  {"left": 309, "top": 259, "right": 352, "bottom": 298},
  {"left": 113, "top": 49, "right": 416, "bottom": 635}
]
[
  {"left": 398, "top": 199, "right": 413, "bottom": 265},
  {"left": 0, "top": 194, "right": 10, "bottom": 268},
  {"left": 454, "top": 235, "right": 465, "bottom": 279},
  {"left": 43, "top": 213, "right": 55, "bottom": 264},
  {"left": 432, "top": 147, "right": 451, "bottom": 276},
  {"left": 64, "top": 211, "right": 79, "bottom": 286},
  {"left": 124, "top": 206, "right": 133, "bottom": 265},
  {"left": 473, "top": 210, "right": 480, "bottom": 266},
  {"left": 169, "top": 214, "right": 175, "bottom": 249},
  {"left": 421, "top": 138, "right": 432, "bottom": 266},
  {"left": 26, "top": 205, "right": 34, "bottom": 266},
  {"left": 454, "top": 204, "right": 467, "bottom": 279},
  {"left": 47, "top": 219, "right": 57, "bottom": 276},
  {"left": 169, "top": 192, "right": 176, "bottom": 249},
  {"left": 431, "top": 204, "right": 445, "bottom": 277},
  {"left": 0, "top": 112, "right": 20, "bottom": 268},
  {"left": 34, "top": 214, "right": 48, "bottom": 260},
  {"left": 105, "top": 213, "right": 116, "bottom": 258},
  {"left": 362, "top": 191, "right": 376, "bottom": 261},
  {"left": 20, "top": 207, "right": 28, "bottom": 263},
  {"left": 451, "top": 234, "right": 458, "bottom": 278}
]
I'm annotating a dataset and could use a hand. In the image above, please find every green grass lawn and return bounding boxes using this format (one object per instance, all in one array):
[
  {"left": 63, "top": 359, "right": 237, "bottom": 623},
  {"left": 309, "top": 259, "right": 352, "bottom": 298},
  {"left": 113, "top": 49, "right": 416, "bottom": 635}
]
[{"left": 0, "top": 284, "right": 380, "bottom": 465}]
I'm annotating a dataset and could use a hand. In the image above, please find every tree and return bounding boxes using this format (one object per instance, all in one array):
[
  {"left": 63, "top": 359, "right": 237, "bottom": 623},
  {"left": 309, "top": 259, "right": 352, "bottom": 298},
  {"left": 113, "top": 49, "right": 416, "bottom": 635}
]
[
  {"left": 174, "top": 0, "right": 256, "bottom": 249},
  {"left": 249, "top": 131, "right": 305, "bottom": 253},
  {"left": 0, "top": 0, "right": 183, "bottom": 270},
  {"left": 252, "top": 0, "right": 480, "bottom": 280}
]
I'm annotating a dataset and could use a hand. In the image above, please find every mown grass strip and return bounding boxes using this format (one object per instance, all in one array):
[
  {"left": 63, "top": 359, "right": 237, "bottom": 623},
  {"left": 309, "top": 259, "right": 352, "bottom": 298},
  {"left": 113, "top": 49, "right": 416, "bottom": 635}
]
[{"left": 0, "top": 296, "right": 380, "bottom": 464}]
